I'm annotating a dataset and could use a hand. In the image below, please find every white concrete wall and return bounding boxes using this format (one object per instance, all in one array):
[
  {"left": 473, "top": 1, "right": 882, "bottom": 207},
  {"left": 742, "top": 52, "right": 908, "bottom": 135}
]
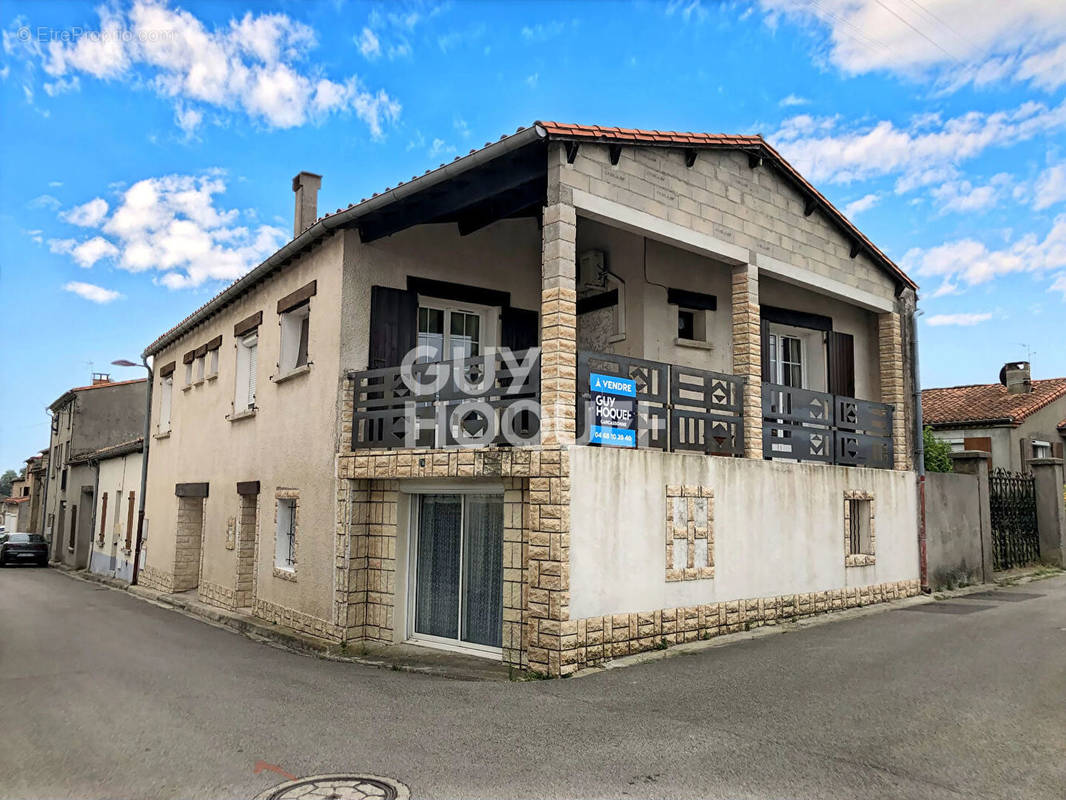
[
  {"left": 87, "top": 451, "right": 142, "bottom": 582},
  {"left": 568, "top": 447, "right": 918, "bottom": 619}
]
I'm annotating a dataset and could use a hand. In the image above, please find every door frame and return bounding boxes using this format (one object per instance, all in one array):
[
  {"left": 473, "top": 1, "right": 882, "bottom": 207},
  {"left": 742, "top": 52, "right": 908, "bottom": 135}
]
[{"left": 402, "top": 482, "right": 505, "bottom": 659}]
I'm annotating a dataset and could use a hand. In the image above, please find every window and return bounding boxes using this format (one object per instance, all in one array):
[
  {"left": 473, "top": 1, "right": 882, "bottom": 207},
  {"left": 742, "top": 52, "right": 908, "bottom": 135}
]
[
  {"left": 678, "top": 309, "right": 695, "bottom": 340},
  {"left": 946, "top": 438, "right": 965, "bottom": 452},
  {"left": 60, "top": 469, "right": 67, "bottom": 491},
  {"left": 768, "top": 333, "right": 804, "bottom": 387},
  {"left": 159, "top": 376, "right": 173, "bottom": 433},
  {"left": 207, "top": 348, "right": 219, "bottom": 379},
  {"left": 844, "top": 492, "right": 875, "bottom": 566},
  {"left": 416, "top": 300, "right": 490, "bottom": 362},
  {"left": 194, "top": 354, "right": 205, "bottom": 383},
  {"left": 184, "top": 359, "right": 193, "bottom": 387},
  {"left": 274, "top": 496, "right": 297, "bottom": 572},
  {"left": 234, "top": 334, "right": 258, "bottom": 413},
  {"left": 1032, "top": 440, "right": 1052, "bottom": 460},
  {"left": 279, "top": 304, "right": 310, "bottom": 373}
]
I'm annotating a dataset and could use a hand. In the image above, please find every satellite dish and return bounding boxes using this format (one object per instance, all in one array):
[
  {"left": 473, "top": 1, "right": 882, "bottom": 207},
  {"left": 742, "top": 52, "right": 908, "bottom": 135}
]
[{"left": 998, "top": 365, "right": 1007, "bottom": 386}]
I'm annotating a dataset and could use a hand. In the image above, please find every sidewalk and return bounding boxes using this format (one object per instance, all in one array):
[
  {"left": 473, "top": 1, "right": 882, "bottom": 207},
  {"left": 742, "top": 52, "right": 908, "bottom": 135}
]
[{"left": 54, "top": 563, "right": 1062, "bottom": 682}]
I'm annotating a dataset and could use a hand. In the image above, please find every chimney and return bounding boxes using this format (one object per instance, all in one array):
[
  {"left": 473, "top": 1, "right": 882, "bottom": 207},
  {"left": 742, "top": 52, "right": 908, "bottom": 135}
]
[
  {"left": 1000, "top": 361, "right": 1032, "bottom": 394},
  {"left": 292, "top": 171, "right": 322, "bottom": 238},
  {"left": 91, "top": 372, "right": 111, "bottom": 386}
]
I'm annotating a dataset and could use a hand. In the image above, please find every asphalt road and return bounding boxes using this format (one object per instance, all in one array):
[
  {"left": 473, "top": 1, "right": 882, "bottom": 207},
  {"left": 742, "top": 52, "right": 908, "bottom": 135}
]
[{"left": 2, "top": 567, "right": 1064, "bottom": 800}]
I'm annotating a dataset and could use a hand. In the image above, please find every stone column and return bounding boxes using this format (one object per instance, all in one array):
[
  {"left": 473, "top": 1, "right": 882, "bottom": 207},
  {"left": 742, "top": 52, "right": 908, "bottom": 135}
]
[
  {"left": 1031, "top": 458, "right": 1066, "bottom": 567},
  {"left": 878, "top": 311, "right": 910, "bottom": 471},
  {"left": 539, "top": 195, "right": 577, "bottom": 447},
  {"left": 731, "top": 263, "right": 763, "bottom": 459},
  {"left": 950, "top": 450, "right": 993, "bottom": 581}
]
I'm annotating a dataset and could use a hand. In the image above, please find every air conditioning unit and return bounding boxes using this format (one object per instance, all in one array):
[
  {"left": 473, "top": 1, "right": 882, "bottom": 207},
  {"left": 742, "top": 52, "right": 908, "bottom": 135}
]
[{"left": 578, "top": 250, "right": 608, "bottom": 290}]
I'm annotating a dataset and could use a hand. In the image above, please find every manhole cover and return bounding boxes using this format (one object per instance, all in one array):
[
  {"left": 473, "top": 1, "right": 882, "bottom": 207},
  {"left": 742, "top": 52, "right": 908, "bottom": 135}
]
[
  {"left": 900, "top": 602, "right": 996, "bottom": 614},
  {"left": 254, "top": 774, "right": 409, "bottom": 800}
]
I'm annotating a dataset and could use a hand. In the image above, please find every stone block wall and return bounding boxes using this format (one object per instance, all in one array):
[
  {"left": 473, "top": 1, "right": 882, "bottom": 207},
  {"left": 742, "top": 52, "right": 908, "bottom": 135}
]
[
  {"left": 878, "top": 311, "right": 910, "bottom": 470},
  {"left": 172, "top": 496, "right": 204, "bottom": 592},
  {"left": 234, "top": 493, "right": 258, "bottom": 609},
  {"left": 731, "top": 263, "right": 762, "bottom": 458}
]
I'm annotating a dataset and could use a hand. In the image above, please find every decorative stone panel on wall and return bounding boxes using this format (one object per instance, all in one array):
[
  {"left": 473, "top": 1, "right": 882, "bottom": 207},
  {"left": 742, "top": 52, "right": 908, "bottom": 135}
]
[
  {"left": 843, "top": 490, "right": 876, "bottom": 567},
  {"left": 138, "top": 563, "right": 176, "bottom": 593},
  {"left": 198, "top": 579, "right": 238, "bottom": 610},
  {"left": 665, "top": 485, "right": 715, "bottom": 581},
  {"left": 253, "top": 596, "right": 342, "bottom": 641}
]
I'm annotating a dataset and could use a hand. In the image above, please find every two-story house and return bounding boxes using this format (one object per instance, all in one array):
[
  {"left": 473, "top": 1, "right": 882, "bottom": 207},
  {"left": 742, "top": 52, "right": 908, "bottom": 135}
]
[
  {"left": 139, "top": 121, "right": 921, "bottom": 675},
  {"left": 44, "top": 375, "right": 146, "bottom": 567}
]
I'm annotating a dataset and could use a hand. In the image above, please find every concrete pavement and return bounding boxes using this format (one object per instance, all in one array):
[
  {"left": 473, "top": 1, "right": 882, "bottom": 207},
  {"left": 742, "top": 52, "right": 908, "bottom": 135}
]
[{"left": 2, "top": 567, "right": 1064, "bottom": 800}]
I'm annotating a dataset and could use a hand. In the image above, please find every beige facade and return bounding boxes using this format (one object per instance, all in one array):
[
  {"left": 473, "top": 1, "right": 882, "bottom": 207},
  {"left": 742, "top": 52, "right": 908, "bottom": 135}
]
[{"left": 139, "top": 124, "right": 921, "bottom": 675}]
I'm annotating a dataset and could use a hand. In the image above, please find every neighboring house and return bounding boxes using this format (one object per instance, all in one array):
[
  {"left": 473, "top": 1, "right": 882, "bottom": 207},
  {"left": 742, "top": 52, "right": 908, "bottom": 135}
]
[
  {"left": 923, "top": 362, "right": 1066, "bottom": 471},
  {"left": 86, "top": 439, "right": 144, "bottom": 583},
  {"left": 2, "top": 496, "right": 27, "bottom": 531},
  {"left": 24, "top": 451, "right": 48, "bottom": 535},
  {"left": 139, "top": 121, "right": 921, "bottom": 676},
  {"left": 43, "top": 375, "right": 146, "bottom": 568}
]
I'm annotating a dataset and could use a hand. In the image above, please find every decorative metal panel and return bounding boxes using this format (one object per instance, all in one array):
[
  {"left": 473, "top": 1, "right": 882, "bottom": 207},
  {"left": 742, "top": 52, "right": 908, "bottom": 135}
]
[
  {"left": 989, "top": 468, "right": 1040, "bottom": 570},
  {"left": 762, "top": 383, "right": 894, "bottom": 469},
  {"left": 577, "top": 351, "right": 669, "bottom": 451},
  {"left": 669, "top": 365, "right": 744, "bottom": 455}
]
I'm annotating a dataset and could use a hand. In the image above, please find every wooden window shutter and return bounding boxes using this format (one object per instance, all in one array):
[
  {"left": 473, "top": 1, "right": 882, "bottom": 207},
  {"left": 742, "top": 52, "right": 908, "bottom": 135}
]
[
  {"left": 368, "top": 286, "right": 418, "bottom": 369},
  {"left": 501, "top": 306, "right": 539, "bottom": 353},
  {"left": 827, "top": 331, "right": 855, "bottom": 398},
  {"left": 760, "top": 318, "right": 771, "bottom": 382},
  {"left": 1019, "top": 436, "right": 1030, "bottom": 470},
  {"left": 99, "top": 493, "right": 108, "bottom": 544},
  {"left": 963, "top": 437, "right": 992, "bottom": 453},
  {"left": 1053, "top": 441, "right": 1063, "bottom": 459},
  {"left": 125, "top": 491, "right": 135, "bottom": 550}
]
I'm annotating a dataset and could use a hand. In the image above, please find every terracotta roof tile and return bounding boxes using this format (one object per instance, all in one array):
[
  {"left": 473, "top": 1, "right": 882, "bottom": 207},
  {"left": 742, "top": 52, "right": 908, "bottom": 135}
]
[{"left": 922, "top": 378, "right": 1066, "bottom": 427}]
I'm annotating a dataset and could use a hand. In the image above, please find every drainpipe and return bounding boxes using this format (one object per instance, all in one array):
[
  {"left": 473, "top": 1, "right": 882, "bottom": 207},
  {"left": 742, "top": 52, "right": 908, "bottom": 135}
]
[
  {"left": 911, "top": 307, "right": 928, "bottom": 592},
  {"left": 87, "top": 455, "right": 101, "bottom": 574},
  {"left": 130, "top": 357, "right": 153, "bottom": 586}
]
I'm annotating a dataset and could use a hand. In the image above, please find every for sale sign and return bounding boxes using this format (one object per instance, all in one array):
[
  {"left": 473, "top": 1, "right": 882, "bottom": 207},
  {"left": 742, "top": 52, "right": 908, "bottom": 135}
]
[{"left": 589, "top": 372, "right": 637, "bottom": 448}]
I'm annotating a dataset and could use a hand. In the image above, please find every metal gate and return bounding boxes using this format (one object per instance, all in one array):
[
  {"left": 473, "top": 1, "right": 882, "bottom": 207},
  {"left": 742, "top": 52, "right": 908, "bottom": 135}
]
[{"left": 989, "top": 468, "right": 1040, "bottom": 570}]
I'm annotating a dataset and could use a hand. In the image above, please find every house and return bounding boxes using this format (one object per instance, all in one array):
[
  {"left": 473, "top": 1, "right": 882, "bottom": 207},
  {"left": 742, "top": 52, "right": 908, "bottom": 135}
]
[
  {"left": 44, "top": 375, "right": 146, "bottom": 568},
  {"left": 4, "top": 473, "right": 32, "bottom": 531},
  {"left": 24, "top": 451, "right": 49, "bottom": 535},
  {"left": 85, "top": 439, "right": 144, "bottom": 583},
  {"left": 138, "top": 121, "right": 921, "bottom": 676},
  {"left": 923, "top": 362, "right": 1066, "bottom": 471}
]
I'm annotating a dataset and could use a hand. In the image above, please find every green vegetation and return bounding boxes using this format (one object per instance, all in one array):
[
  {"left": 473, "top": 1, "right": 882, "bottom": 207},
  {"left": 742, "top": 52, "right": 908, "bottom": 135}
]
[{"left": 923, "top": 427, "right": 953, "bottom": 473}]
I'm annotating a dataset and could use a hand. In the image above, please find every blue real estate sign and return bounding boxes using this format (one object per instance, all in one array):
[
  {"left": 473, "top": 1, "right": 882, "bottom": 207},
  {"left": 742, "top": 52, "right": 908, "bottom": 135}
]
[{"left": 589, "top": 372, "right": 637, "bottom": 448}]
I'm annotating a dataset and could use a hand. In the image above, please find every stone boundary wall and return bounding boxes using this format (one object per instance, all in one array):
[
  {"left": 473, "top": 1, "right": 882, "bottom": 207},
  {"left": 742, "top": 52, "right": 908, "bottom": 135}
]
[
  {"left": 198, "top": 579, "right": 237, "bottom": 611},
  {"left": 253, "top": 596, "right": 342, "bottom": 641},
  {"left": 137, "top": 563, "right": 175, "bottom": 593},
  {"left": 569, "top": 579, "right": 921, "bottom": 671}
]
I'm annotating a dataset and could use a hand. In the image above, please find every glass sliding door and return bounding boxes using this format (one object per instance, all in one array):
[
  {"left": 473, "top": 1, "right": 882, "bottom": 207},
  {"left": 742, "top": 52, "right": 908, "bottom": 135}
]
[{"left": 411, "top": 492, "right": 503, "bottom": 652}]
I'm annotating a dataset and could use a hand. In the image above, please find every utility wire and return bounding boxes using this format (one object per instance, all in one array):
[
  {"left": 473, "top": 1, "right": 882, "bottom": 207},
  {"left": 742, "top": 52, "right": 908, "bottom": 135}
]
[{"left": 873, "top": 0, "right": 963, "bottom": 62}]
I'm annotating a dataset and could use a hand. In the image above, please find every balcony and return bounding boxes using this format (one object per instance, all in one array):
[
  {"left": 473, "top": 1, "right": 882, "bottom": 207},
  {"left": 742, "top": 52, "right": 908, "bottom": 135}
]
[{"left": 762, "top": 383, "right": 894, "bottom": 469}]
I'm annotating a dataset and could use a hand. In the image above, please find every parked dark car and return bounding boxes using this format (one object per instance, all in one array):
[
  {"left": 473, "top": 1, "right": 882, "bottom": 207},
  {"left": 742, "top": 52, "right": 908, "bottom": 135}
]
[{"left": 0, "top": 532, "right": 49, "bottom": 566}]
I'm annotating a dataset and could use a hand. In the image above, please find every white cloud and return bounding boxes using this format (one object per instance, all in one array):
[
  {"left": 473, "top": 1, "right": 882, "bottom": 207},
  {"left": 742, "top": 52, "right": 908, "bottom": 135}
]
[
  {"left": 931, "top": 173, "right": 1012, "bottom": 213},
  {"left": 779, "top": 93, "right": 808, "bottom": 107},
  {"left": 925, "top": 312, "right": 994, "bottom": 327},
  {"left": 525, "top": 72, "right": 539, "bottom": 88},
  {"left": 771, "top": 100, "right": 1066, "bottom": 192},
  {"left": 1050, "top": 272, "right": 1066, "bottom": 299},
  {"left": 61, "top": 197, "right": 109, "bottom": 227},
  {"left": 357, "top": 27, "right": 380, "bottom": 59},
  {"left": 759, "top": 1, "right": 1066, "bottom": 93},
  {"left": 49, "top": 235, "right": 120, "bottom": 267},
  {"left": 904, "top": 214, "right": 1066, "bottom": 297},
  {"left": 521, "top": 22, "right": 568, "bottom": 42},
  {"left": 844, "top": 193, "right": 878, "bottom": 217},
  {"left": 1033, "top": 164, "right": 1066, "bottom": 210},
  {"left": 29, "top": 193, "right": 61, "bottom": 210},
  {"left": 49, "top": 171, "right": 286, "bottom": 289},
  {"left": 63, "top": 281, "right": 122, "bottom": 303},
  {"left": 9, "top": 2, "right": 400, "bottom": 136}
]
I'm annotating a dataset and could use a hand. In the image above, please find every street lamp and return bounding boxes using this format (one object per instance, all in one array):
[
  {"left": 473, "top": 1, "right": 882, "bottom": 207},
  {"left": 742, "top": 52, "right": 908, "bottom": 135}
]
[{"left": 111, "top": 357, "right": 152, "bottom": 585}]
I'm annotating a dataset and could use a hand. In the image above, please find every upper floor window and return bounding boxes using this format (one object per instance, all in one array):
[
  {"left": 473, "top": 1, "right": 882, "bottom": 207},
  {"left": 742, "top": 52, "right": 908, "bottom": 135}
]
[
  {"left": 768, "top": 332, "right": 804, "bottom": 388},
  {"left": 194, "top": 353, "right": 205, "bottom": 383},
  {"left": 417, "top": 299, "right": 491, "bottom": 362},
  {"left": 279, "top": 304, "right": 310, "bottom": 374},
  {"left": 1032, "top": 440, "right": 1052, "bottom": 460},
  {"left": 207, "top": 347, "right": 219, "bottom": 379},
  {"left": 184, "top": 359, "right": 193, "bottom": 387},
  {"left": 234, "top": 334, "right": 258, "bottom": 413},
  {"left": 159, "top": 375, "right": 173, "bottom": 433}
]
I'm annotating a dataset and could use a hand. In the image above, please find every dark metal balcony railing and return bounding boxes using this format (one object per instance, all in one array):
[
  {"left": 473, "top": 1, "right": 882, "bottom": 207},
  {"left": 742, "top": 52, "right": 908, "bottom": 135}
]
[
  {"left": 762, "top": 383, "right": 893, "bottom": 469},
  {"left": 351, "top": 350, "right": 540, "bottom": 450},
  {"left": 577, "top": 351, "right": 744, "bottom": 455}
]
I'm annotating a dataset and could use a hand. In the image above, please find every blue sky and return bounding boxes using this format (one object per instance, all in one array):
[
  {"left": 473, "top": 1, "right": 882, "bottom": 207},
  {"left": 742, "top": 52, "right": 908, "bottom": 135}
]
[{"left": 2, "top": 0, "right": 1066, "bottom": 470}]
